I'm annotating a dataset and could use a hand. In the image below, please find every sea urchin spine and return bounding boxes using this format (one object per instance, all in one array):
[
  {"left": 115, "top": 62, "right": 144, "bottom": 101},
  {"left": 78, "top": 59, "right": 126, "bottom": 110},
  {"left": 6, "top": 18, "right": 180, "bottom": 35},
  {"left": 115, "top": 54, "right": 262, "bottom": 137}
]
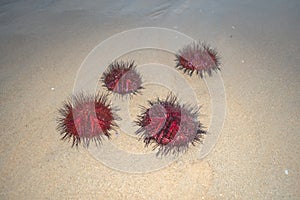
[
  {"left": 102, "top": 61, "right": 143, "bottom": 96},
  {"left": 175, "top": 41, "right": 221, "bottom": 77},
  {"left": 135, "top": 94, "right": 206, "bottom": 154},
  {"left": 57, "top": 93, "right": 117, "bottom": 147}
]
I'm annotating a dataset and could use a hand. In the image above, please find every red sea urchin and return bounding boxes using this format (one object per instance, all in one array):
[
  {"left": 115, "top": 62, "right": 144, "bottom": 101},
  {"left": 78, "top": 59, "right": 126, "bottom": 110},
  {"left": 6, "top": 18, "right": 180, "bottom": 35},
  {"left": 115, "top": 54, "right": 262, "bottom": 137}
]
[
  {"left": 175, "top": 42, "right": 221, "bottom": 77},
  {"left": 56, "top": 93, "right": 118, "bottom": 147},
  {"left": 135, "top": 94, "right": 206, "bottom": 155},
  {"left": 102, "top": 61, "right": 143, "bottom": 96}
]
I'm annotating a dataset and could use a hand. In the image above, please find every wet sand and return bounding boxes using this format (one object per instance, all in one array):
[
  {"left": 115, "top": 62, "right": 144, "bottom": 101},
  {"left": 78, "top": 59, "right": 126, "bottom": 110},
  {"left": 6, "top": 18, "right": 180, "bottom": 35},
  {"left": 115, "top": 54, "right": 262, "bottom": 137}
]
[{"left": 0, "top": 0, "right": 299, "bottom": 199}]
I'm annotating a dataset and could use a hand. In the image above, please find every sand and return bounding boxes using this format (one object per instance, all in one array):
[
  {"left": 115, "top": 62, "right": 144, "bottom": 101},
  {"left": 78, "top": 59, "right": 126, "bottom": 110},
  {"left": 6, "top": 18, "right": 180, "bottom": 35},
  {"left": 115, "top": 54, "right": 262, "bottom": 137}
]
[{"left": 0, "top": 0, "right": 299, "bottom": 199}]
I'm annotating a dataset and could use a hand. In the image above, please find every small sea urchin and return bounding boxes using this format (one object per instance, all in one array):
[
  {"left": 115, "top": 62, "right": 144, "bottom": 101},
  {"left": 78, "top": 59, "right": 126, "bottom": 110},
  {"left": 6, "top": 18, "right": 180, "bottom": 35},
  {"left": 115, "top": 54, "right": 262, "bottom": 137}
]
[
  {"left": 102, "top": 61, "right": 143, "bottom": 96},
  {"left": 57, "top": 93, "right": 118, "bottom": 147},
  {"left": 175, "top": 42, "right": 221, "bottom": 77},
  {"left": 135, "top": 94, "right": 206, "bottom": 155}
]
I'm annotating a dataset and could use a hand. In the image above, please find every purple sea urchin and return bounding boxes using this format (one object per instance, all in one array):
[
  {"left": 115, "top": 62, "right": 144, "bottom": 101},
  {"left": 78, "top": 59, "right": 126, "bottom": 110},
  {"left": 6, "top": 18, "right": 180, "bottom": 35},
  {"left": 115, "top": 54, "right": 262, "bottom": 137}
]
[
  {"left": 57, "top": 93, "right": 118, "bottom": 147},
  {"left": 102, "top": 61, "right": 143, "bottom": 96},
  {"left": 175, "top": 42, "right": 221, "bottom": 77},
  {"left": 135, "top": 94, "right": 206, "bottom": 154}
]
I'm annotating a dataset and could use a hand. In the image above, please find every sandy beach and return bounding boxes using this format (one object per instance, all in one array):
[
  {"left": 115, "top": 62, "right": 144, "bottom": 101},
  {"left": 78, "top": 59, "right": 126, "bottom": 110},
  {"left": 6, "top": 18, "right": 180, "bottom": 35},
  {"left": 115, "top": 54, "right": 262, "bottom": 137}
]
[{"left": 0, "top": 0, "right": 299, "bottom": 199}]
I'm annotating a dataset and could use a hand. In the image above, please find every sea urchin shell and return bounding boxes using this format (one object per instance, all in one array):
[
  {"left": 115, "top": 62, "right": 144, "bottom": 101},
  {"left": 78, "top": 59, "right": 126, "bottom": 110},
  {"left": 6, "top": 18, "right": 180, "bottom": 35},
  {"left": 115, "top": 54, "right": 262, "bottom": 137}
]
[
  {"left": 135, "top": 94, "right": 206, "bottom": 154},
  {"left": 175, "top": 42, "right": 221, "bottom": 77},
  {"left": 102, "top": 61, "right": 143, "bottom": 96},
  {"left": 57, "top": 93, "right": 117, "bottom": 147}
]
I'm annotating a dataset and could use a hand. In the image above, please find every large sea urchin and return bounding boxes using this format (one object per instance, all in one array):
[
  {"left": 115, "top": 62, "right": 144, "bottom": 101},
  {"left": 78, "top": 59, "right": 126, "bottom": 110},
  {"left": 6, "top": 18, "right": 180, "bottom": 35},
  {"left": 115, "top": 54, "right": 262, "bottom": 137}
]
[
  {"left": 57, "top": 93, "right": 117, "bottom": 147},
  {"left": 135, "top": 94, "right": 206, "bottom": 154},
  {"left": 175, "top": 42, "right": 221, "bottom": 77},
  {"left": 102, "top": 61, "right": 143, "bottom": 96}
]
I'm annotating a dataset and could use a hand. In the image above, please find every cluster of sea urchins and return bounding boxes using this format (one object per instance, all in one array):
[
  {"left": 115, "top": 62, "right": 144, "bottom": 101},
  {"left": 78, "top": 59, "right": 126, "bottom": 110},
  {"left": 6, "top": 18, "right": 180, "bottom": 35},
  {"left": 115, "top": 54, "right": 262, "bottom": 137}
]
[
  {"left": 57, "top": 93, "right": 117, "bottom": 147},
  {"left": 135, "top": 94, "right": 206, "bottom": 155},
  {"left": 175, "top": 41, "right": 221, "bottom": 77},
  {"left": 57, "top": 41, "right": 220, "bottom": 153}
]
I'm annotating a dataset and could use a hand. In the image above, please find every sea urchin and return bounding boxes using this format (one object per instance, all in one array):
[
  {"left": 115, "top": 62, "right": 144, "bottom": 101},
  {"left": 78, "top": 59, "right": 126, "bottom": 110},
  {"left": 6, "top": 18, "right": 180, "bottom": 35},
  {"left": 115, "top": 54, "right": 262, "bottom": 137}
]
[
  {"left": 102, "top": 61, "right": 143, "bottom": 96},
  {"left": 57, "top": 93, "right": 117, "bottom": 147},
  {"left": 175, "top": 42, "right": 221, "bottom": 77},
  {"left": 135, "top": 94, "right": 206, "bottom": 155}
]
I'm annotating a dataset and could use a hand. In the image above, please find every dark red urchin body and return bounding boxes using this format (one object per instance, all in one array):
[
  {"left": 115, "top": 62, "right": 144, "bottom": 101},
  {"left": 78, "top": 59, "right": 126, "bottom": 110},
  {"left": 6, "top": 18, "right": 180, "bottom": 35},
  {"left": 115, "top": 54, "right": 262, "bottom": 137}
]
[
  {"left": 102, "top": 61, "right": 143, "bottom": 96},
  {"left": 135, "top": 94, "right": 206, "bottom": 154},
  {"left": 57, "top": 93, "right": 117, "bottom": 147},
  {"left": 175, "top": 42, "right": 221, "bottom": 78}
]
